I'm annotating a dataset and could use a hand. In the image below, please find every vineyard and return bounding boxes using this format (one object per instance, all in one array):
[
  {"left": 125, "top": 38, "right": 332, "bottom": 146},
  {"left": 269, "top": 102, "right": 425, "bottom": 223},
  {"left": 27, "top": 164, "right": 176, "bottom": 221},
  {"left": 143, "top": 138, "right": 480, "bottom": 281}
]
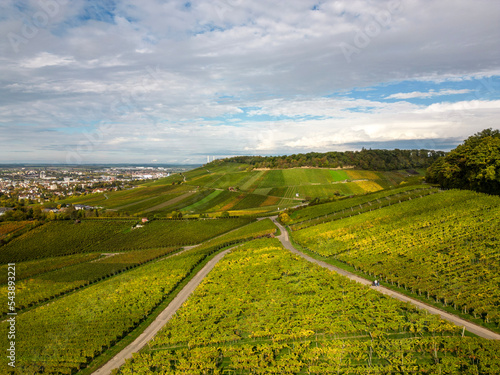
[
  {"left": 0, "top": 248, "right": 209, "bottom": 374},
  {"left": 0, "top": 220, "right": 134, "bottom": 262},
  {"left": 3, "top": 157, "right": 498, "bottom": 375},
  {"left": 189, "top": 218, "right": 277, "bottom": 252},
  {"left": 286, "top": 185, "right": 438, "bottom": 230},
  {"left": 0, "top": 219, "right": 278, "bottom": 374},
  {"left": 60, "top": 179, "right": 187, "bottom": 210},
  {"left": 115, "top": 239, "right": 500, "bottom": 374},
  {"left": 164, "top": 166, "right": 422, "bottom": 216},
  {"left": 0, "top": 218, "right": 253, "bottom": 262},
  {"left": 0, "top": 221, "right": 35, "bottom": 241},
  {"left": 92, "top": 218, "right": 254, "bottom": 250},
  {"left": 0, "top": 253, "right": 101, "bottom": 284},
  {"left": 291, "top": 190, "right": 500, "bottom": 329},
  {"left": 53, "top": 162, "right": 420, "bottom": 218},
  {"left": 0, "top": 247, "right": 179, "bottom": 315}
]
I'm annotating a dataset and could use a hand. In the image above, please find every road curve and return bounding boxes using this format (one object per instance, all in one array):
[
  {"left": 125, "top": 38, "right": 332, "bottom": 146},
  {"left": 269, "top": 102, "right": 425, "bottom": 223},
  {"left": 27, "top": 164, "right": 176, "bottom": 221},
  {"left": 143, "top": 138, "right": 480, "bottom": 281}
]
[
  {"left": 92, "top": 249, "right": 231, "bottom": 375},
  {"left": 271, "top": 217, "right": 500, "bottom": 341}
]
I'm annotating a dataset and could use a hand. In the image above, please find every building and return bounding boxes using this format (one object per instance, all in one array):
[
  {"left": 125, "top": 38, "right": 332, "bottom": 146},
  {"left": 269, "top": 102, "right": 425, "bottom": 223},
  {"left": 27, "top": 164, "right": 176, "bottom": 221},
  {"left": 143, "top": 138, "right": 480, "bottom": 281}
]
[{"left": 0, "top": 207, "right": 13, "bottom": 216}]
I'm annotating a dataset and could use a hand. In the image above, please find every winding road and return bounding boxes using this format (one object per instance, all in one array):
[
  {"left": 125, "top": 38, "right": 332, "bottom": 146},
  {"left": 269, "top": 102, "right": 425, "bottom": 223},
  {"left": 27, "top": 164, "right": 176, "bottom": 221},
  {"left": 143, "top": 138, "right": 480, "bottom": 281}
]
[
  {"left": 271, "top": 217, "right": 500, "bottom": 341},
  {"left": 92, "top": 249, "right": 231, "bottom": 375},
  {"left": 93, "top": 217, "right": 500, "bottom": 374}
]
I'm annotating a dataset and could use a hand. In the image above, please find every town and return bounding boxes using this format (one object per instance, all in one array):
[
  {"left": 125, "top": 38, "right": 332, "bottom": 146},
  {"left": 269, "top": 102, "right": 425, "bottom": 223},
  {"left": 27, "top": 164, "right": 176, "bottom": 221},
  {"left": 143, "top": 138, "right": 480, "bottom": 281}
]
[{"left": 0, "top": 165, "right": 195, "bottom": 215}]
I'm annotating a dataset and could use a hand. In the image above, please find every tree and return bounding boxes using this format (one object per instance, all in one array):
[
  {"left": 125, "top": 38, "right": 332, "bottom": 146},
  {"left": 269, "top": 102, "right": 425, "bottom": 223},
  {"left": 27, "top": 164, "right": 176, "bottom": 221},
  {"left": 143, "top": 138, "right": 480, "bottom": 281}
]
[{"left": 426, "top": 129, "right": 500, "bottom": 195}]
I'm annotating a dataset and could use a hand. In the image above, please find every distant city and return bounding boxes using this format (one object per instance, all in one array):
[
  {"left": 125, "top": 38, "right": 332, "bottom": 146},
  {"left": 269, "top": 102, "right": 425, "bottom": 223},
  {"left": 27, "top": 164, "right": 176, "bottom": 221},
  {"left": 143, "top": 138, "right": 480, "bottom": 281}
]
[{"left": 0, "top": 165, "right": 199, "bottom": 209}]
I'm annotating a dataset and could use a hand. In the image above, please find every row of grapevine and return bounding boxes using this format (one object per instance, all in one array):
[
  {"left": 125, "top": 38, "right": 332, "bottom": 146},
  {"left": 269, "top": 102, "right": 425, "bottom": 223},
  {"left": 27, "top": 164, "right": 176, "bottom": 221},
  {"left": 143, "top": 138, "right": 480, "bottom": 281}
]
[
  {"left": 115, "top": 238, "right": 500, "bottom": 374},
  {"left": 292, "top": 190, "right": 500, "bottom": 327},
  {"left": 0, "top": 217, "right": 253, "bottom": 263},
  {"left": 0, "top": 219, "right": 278, "bottom": 374},
  {"left": 288, "top": 187, "right": 438, "bottom": 230},
  {"left": 117, "top": 337, "right": 500, "bottom": 374},
  {"left": 0, "top": 220, "right": 134, "bottom": 262},
  {"left": 287, "top": 185, "right": 432, "bottom": 224},
  {"left": 191, "top": 219, "right": 277, "bottom": 251},
  {"left": 0, "top": 247, "right": 179, "bottom": 316},
  {"left": 0, "top": 252, "right": 101, "bottom": 284},
  {"left": 0, "top": 246, "right": 219, "bottom": 374},
  {"left": 149, "top": 239, "right": 459, "bottom": 350},
  {"left": 85, "top": 218, "right": 254, "bottom": 252},
  {"left": 0, "top": 221, "right": 39, "bottom": 243}
]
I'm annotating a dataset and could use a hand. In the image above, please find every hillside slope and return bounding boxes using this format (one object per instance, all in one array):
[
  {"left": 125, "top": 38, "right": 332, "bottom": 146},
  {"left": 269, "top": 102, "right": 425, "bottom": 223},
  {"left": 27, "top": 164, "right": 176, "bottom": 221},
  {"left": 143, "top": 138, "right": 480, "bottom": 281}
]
[{"left": 292, "top": 190, "right": 500, "bottom": 330}]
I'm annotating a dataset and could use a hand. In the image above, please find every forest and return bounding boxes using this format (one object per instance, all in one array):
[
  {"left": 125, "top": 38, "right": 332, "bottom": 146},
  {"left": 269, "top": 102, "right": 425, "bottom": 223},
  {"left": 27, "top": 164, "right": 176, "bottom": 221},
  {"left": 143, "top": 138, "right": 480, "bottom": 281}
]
[{"left": 220, "top": 148, "right": 446, "bottom": 171}]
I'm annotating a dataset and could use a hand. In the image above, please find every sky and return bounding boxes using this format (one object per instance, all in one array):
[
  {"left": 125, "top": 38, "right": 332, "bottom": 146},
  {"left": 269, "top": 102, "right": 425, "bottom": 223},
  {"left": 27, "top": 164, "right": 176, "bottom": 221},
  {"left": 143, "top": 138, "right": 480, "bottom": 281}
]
[{"left": 0, "top": 0, "right": 499, "bottom": 164}]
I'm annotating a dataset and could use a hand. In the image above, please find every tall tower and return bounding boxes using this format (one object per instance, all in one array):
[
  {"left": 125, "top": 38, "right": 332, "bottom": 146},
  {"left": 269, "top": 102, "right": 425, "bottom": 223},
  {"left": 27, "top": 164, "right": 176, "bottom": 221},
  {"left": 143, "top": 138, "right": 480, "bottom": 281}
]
[{"left": 207, "top": 155, "right": 210, "bottom": 163}]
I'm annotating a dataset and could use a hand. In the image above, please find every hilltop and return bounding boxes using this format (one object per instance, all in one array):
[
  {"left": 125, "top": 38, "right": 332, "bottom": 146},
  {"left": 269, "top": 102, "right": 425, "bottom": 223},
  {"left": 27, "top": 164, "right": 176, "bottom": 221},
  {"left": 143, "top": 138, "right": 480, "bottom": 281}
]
[{"left": 49, "top": 160, "right": 424, "bottom": 218}]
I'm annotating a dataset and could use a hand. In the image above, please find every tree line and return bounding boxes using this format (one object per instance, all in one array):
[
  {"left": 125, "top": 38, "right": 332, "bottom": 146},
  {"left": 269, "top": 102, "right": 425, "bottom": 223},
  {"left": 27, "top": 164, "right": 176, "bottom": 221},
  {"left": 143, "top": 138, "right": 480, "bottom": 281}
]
[
  {"left": 217, "top": 148, "right": 445, "bottom": 171},
  {"left": 426, "top": 128, "right": 500, "bottom": 195}
]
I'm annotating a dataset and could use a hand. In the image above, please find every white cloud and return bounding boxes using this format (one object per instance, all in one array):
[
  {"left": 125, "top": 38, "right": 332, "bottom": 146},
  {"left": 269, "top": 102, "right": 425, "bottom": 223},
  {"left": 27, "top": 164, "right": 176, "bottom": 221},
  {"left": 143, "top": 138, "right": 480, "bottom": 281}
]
[
  {"left": 0, "top": 0, "right": 499, "bottom": 162},
  {"left": 20, "top": 52, "right": 76, "bottom": 68},
  {"left": 386, "top": 89, "right": 472, "bottom": 100}
]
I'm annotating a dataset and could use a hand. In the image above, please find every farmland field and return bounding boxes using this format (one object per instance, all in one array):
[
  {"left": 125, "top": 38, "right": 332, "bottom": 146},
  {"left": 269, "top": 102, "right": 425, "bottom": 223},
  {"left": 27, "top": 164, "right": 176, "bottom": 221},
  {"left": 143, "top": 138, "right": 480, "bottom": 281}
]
[
  {"left": 0, "top": 252, "right": 101, "bottom": 283},
  {"left": 286, "top": 185, "right": 435, "bottom": 224},
  {"left": 5, "top": 158, "right": 497, "bottom": 375},
  {"left": 0, "top": 217, "right": 253, "bottom": 262},
  {"left": 0, "top": 221, "right": 34, "bottom": 241},
  {"left": 0, "top": 216, "right": 278, "bottom": 373},
  {"left": 0, "top": 220, "right": 134, "bottom": 262},
  {"left": 292, "top": 190, "right": 500, "bottom": 328},
  {"left": 0, "top": 247, "right": 178, "bottom": 315},
  {"left": 0, "top": 245, "right": 221, "bottom": 374},
  {"left": 94, "top": 218, "right": 255, "bottom": 250},
  {"left": 61, "top": 181, "right": 189, "bottom": 210},
  {"left": 116, "top": 239, "right": 500, "bottom": 374},
  {"left": 53, "top": 164, "right": 413, "bottom": 217}
]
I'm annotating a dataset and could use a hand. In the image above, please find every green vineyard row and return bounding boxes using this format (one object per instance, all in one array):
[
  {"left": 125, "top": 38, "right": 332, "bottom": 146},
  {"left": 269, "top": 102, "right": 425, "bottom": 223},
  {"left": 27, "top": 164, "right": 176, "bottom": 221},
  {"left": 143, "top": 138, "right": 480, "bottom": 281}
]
[
  {"left": 1, "top": 248, "right": 215, "bottom": 374},
  {"left": 292, "top": 190, "right": 500, "bottom": 328},
  {"left": 287, "top": 186, "right": 437, "bottom": 229},
  {"left": 0, "top": 219, "right": 278, "bottom": 374},
  {"left": 0, "top": 247, "right": 179, "bottom": 316},
  {"left": 0, "top": 218, "right": 253, "bottom": 263},
  {"left": 0, "top": 253, "right": 101, "bottom": 284},
  {"left": 116, "top": 239, "right": 500, "bottom": 374}
]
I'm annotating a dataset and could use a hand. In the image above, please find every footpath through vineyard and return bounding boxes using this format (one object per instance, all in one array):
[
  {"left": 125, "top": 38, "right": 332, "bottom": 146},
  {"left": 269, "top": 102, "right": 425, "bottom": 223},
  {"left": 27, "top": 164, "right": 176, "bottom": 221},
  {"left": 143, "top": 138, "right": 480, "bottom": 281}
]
[
  {"left": 271, "top": 217, "right": 500, "bottom": 341},
  {"left": 92, "top": 248, "right": 232, "bottom": 375}
]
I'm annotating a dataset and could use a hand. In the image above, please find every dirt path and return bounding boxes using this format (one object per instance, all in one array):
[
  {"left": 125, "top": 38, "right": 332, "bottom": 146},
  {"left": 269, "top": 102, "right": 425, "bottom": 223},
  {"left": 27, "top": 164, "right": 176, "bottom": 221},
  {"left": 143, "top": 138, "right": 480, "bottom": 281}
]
[
  {"left": 271, "top": 217, "right": 500, "bottom": 341},
  {"left": 92, "top": 215, "right": 499, "bottom": 374},
  {"left": 92, "top": 248, "right": 231, "bottom": 375}
]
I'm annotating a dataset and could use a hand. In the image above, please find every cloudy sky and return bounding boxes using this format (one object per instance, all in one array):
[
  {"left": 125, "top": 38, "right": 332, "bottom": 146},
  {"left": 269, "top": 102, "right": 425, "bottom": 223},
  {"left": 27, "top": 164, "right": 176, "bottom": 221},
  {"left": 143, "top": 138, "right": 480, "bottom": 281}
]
[{"left": 1, "top": 0, "right": 499, "bottom": 164}]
